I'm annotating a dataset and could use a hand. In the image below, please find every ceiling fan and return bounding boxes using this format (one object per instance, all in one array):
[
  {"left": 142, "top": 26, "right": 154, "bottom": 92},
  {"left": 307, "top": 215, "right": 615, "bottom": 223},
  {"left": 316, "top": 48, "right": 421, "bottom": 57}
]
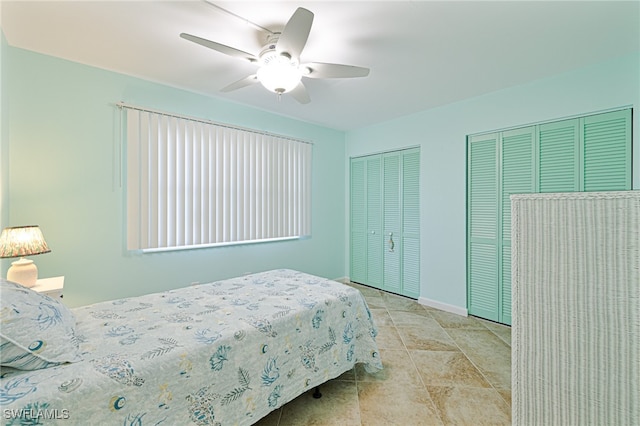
[{"left": 180, "top": 7, "right": 370, "bottom": 104}]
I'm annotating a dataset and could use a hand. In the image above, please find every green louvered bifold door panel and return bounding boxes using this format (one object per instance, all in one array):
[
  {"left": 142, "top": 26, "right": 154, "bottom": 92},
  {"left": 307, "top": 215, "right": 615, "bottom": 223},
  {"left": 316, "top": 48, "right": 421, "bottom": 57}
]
[
  {"left": 582, "top": 109, "right": 632, "bottom": 191},
  {"left": 402, "top": 149, "right": 421, "bottom": 298},
  {"left": 366, "top": 156, "right": 383, "bottom": 289},
  {"left": 351, "top": 148, "right": 420, "bottom": 297},
  {"left": 468, "top": 109, "right": 631, "bottom": 325},
  {"left": 539, "top": 119, "right": 579, "bottom": 193},
  {"left": 350, "top": 158, "right": 367, "bottom": 284},
  {"left": 383, "top": 154, "right": 402, "bottom": 293},
  {"left": 500, "top": 127, "right": 535, "bottom": 325},
  {"left": 468, "top": 134, "right": 499, "bottom": 321}
]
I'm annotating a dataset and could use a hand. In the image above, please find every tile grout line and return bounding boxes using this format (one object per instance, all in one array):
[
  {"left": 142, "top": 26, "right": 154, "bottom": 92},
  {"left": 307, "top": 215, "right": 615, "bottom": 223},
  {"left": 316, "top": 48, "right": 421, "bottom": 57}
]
[
  {"left": 384, "top": 296, "right": 468, "bottom": 423},
  {"left": 394, "top": 307, "right": 447, "bottom": 425},
  {"left": 440, "top": 325, "right": 512, "bottom": 408},
  {"left": 349, "top": 281, "right": 512, "bottom": 422}
]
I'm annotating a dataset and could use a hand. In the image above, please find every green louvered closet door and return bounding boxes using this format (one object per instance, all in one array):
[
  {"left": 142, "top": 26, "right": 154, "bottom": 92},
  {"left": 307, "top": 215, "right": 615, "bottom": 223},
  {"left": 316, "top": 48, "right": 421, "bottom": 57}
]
[
  {"left": 500, "top": 127, "right": 535, "bottom": 325},
  {"left": 467, "top": 133, "right": 499, "bottom": 321},
  {"left": 383, "top": 154, "right": 402, "bottom": 293},
  {"left": 582, "top": 110, "right": 632, "bottom": 190},
  {"left": 402, "top": 150, "right": 421, "bottom": 298},
  {"left": 366, "top": 156, "right": 384, "bottom": 289},
  {"left": 350, "top": 154, "right": 384, "bottom": 290},
  {"left": 468, "top": 108, "right": 631, "bottom": 325},
  {"left": 351, "top": 148, "right": 420, "bottom": 298},
  {"left": 350, "top": 158, "right": 367, "bottom": 284},
  {"left": 538, "top": 109, "right": 632, "bottom": 192},
  {"left": 539, "top": 118, "right": 580, "bottom": 193}
]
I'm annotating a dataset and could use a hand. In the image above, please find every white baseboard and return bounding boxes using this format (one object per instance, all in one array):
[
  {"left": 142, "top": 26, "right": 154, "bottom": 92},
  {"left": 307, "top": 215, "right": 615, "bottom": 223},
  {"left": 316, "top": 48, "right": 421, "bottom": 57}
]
[
  {"left": 341, "top": 276, "right": 468, "bottom": 317},
  {"left": 418, "top": 297, "right": 468, "bottom": 317}
]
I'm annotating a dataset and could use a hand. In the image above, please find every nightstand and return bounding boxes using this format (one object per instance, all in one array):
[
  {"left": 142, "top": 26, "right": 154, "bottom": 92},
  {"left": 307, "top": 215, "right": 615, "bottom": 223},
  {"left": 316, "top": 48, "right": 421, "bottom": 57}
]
[{"left": 32, "top": 276, "right": 65, "bottom": 300}]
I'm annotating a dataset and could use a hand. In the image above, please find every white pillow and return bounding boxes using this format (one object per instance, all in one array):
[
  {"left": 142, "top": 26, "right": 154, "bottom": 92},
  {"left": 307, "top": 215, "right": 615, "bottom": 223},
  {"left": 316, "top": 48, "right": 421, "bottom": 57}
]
[{"left": 0, "top": 278, "right": 82, "bottom": 370}]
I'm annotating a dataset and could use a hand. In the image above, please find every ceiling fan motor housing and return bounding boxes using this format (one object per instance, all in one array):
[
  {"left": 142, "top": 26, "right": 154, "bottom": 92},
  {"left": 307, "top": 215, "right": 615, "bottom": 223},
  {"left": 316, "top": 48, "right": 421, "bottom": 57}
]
[{"left": 260, "top": 33, "right": 286, "bottom": 63}]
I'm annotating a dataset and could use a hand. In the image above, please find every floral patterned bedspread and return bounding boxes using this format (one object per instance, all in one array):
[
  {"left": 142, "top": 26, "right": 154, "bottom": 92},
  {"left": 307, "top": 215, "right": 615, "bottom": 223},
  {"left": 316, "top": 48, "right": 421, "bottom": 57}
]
[{"left": 0, "top": 269, "right": 382, "bottom": 425}]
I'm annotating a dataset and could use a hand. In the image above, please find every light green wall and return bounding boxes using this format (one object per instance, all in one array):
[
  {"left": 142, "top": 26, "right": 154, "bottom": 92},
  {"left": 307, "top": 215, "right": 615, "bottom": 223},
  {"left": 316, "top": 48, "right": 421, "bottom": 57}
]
[
  {"left": 4, "top": 46, "right": 346, "bottom": 307},
  {"left": 345, "top": 52, "right": 640, "bottom": 312},
  {"left": 4, "top": 41, "right": 638, "bottom": 315},
  {"left": 0, "top": 31, "right": 8, "bottom": 273}
]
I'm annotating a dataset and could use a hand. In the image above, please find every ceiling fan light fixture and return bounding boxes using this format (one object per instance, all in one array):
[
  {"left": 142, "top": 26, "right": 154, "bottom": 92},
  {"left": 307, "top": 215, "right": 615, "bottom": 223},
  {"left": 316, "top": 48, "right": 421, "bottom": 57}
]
[
  {"left": 257, "top": 55, "right": 302, "bottom": 94},
  {"left": 181, "top": 7, "right": 369, "bottom": 104}
]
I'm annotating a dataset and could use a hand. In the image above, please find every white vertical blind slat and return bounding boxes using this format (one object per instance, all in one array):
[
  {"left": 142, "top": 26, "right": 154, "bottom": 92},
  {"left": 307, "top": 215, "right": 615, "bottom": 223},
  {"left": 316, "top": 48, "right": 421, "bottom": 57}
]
[
  {"left": 248, "top": 134, "right": 256, "bottom": 241},
  {"left": 166, "top": 116, "right": 176, "bottom": 248},
  {"left": 270, "top": 137, "right": 277, "bottom": 237},
  {"left": 126, "top": 108, "right": 311, "bottom": 251},
  {"left": 126, "top": 110, "right": 141, "bottom": 250},
  {"left": 194, "top": 122, "right": 201, "bottom": 245},
  {"left": 305, "top": 143, "right": 312, "bottom": 235},
  {"left": 157, "top": 115, "right": 167, "bottom": 249},
  {"left": 140, "top": 112, "right": 150, "bottom": 249},
  {"left": 215, "top": 127, "right": 223, "bottom": 243},
  {"left": 256, "top": 136, "right": 264, "bottom": 240},
  {"left": 288, "top": 140, "right": 293, "bottom": 236},
  {"left": 206, "top": 127, "right": 214, "bottom": 243},
  {"left": 149, "top": 114, "right": 159, "bottom": 249},
  {"left": 221, "top": 129, "right": 229, "bottom": 242},
  {"left": 292, "top": 141, "right": 298, "bottom": 235},
  {"left": 237, "top": 133, "right": 245, "bottom": 241},
  {"left": 183, "top": 120, "right": 193, "bottom": 246}
]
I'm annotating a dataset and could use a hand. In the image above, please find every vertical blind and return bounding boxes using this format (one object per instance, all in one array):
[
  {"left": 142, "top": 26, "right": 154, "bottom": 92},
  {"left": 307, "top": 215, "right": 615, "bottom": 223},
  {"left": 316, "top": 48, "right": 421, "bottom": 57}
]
[{"left": 125, "top": 107, "right": 312, "bottom": 251}]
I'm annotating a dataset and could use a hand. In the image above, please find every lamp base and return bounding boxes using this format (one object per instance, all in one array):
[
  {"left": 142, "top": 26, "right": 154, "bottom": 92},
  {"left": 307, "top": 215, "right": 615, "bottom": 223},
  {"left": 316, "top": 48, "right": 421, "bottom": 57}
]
[{"left": 7, "top": 258, "right": 38, "bottom": 288}]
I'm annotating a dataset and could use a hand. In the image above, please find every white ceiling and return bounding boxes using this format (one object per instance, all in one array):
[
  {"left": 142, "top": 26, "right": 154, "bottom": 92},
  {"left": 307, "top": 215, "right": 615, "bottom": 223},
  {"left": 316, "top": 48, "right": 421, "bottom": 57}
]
[{"left": 2, "top": 1, "right": 639, "bottom": 131}]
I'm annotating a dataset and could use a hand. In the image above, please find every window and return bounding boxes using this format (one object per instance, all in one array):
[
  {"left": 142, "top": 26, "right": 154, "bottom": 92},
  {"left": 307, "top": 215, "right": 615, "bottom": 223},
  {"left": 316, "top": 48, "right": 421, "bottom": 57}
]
[{"left": 124, "top": 105, "right": 312, "bottom": 251}]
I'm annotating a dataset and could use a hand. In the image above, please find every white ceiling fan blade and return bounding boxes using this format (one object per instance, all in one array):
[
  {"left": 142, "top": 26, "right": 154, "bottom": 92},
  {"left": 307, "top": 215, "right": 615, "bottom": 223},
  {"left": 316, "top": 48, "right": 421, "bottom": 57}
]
[
  {"left": 180, "top": 33, "right": 257, "bottom": 63},
  {"left": 221, "top": 75, "right": 258, "bottom": 92},
  {"left": 302, "top": 62, "right": 370, "bottom": 79},
  {"left": 289, "top": 82, "right": 311, "bottom": 104},
  {"left": 276, "top": 8, "right": 314, "bottom": 61}
]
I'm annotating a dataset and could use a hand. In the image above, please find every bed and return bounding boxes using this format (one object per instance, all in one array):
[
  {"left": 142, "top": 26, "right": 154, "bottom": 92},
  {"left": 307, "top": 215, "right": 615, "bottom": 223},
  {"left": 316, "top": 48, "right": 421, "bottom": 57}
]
[{"left": 0, "top": 269, "right": 382, "bottom": 425}]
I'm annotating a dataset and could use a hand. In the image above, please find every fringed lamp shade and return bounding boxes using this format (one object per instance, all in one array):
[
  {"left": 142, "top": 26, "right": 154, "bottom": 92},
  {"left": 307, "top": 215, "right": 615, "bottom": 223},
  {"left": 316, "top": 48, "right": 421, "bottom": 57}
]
[{"left": 0, "top": 225, "right": 51, "bottom": 287}]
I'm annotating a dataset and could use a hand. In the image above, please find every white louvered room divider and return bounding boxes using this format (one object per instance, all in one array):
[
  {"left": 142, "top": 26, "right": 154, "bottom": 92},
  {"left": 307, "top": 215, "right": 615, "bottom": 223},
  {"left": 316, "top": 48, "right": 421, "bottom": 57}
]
[
  {"left": 511, "top": 191, "right": 639, "bottom": 426},
  {"left": 124, "top": 106, "right": 312, "bottom": 251}
]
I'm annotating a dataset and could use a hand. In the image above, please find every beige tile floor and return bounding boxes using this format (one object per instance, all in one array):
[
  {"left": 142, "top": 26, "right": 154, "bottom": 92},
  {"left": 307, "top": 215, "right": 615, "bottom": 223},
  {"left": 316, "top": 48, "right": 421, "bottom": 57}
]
[{"left": 254, "top": 282, "right": 512, "bottom": 426}]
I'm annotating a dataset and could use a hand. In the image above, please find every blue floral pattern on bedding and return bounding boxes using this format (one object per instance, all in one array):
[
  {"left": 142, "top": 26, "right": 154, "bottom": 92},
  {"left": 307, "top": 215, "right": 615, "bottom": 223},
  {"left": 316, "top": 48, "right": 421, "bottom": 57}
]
[
  {"left": 0, "top": 279, "right": 82, "bottom": 371},
  {"left": 0, "top": 269, "right": 382, "bottom": 425}
]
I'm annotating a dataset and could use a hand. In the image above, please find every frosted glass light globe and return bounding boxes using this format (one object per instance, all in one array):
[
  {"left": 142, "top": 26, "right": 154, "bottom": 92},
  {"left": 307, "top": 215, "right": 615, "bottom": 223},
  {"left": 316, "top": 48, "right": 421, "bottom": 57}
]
[{"left": 257, "top": 55, "right": 302, "bottom": 94}]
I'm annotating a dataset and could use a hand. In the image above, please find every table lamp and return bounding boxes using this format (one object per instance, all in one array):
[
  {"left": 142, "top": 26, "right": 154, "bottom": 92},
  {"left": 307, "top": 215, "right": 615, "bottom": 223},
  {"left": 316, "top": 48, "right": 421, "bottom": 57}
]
[{"left": 0, "top": 225, "right": 51, "bottom": 287}]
